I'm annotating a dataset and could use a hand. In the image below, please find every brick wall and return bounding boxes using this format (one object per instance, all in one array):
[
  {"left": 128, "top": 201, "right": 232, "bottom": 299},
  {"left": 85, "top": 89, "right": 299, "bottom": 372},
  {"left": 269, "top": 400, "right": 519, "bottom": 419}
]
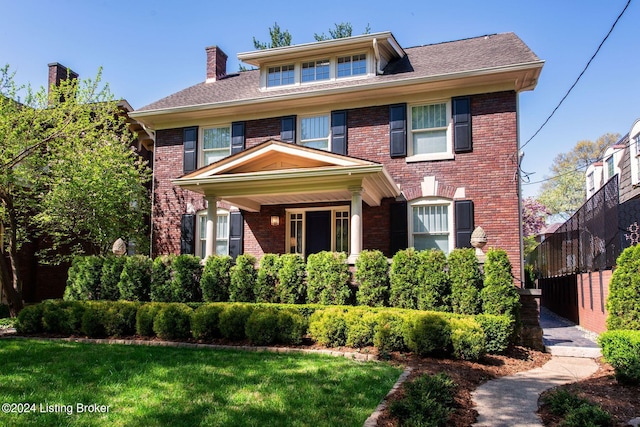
[
  {"left": 576, "top": 270, "right": 610, "bottom": 334},
  {"left": 152, "top": 91, "right": 522, "bottom": 282}
]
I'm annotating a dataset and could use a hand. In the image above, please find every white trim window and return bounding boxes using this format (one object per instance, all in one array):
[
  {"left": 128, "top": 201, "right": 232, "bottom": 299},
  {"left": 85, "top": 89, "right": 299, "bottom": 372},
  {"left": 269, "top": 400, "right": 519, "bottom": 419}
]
[
  {"left": 337, "top": 54, "right": 366, "bottom": 78},
  {"left": 605, "top": 155, "right": 615, "bottom": 180},
  {"left": 267, "top": 64, "right": 295, "bottom": 87},
  {"left": 196, "top": 209, "right": 229, "bottom": 258},
  {"left": 201, "top": 126, "right": 231, "bottom": 166},
  {"left": 410, "top": 199, "right": 453, "bottom": 253},
  {"left": 300, "top": 114, "right": 330, "bottom": 150},
  {"left": 286, "top": 207, "right": 350, "bottom": 255},
  {"left": 408, "top": 101, "right": 453, "bottom": 162},
  {"left": 301, "top": 59, "right": 330, "bottom": 82}
]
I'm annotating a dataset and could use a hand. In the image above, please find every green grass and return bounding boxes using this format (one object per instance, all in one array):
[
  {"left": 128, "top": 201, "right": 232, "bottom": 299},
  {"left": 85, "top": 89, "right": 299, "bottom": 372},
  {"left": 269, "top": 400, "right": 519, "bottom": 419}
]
[{"left": 0, "top": 339, "right": 402, "bottom": 426}]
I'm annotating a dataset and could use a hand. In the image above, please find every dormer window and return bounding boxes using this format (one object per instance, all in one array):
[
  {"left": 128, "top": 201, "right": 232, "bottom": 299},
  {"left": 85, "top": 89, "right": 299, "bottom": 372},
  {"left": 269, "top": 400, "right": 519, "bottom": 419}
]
[
  {"left": 267, "top": 64, "right": 294, "bottom": 87},
  {"left": 337, "top": 54, "right": 366, "bottom": 78},
  {"left": 302, "top": 59, "right": 330, "bottom": 82}
]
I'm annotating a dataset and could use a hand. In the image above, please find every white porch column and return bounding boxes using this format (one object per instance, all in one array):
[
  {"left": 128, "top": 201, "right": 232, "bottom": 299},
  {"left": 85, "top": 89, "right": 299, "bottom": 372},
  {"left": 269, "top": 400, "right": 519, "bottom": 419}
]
[
  {"left": 348, "top": 186, "right": 363, "bottom": 264},
  {"left": 205, "top": 196, "right": 218, "bottom": 258}
]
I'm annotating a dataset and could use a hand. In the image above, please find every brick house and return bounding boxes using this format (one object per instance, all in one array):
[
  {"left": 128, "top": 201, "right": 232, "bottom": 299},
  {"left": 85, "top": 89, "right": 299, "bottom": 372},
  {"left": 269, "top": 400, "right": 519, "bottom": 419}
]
[{"left": 130, "top": 31, "right": 543, "bottom": 285}]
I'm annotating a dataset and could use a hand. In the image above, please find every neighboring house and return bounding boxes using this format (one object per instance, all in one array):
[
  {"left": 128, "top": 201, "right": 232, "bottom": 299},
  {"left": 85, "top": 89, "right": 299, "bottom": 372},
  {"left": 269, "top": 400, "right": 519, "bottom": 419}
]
[
  {"left": 130, "top": 31, "right": 544, "bottom": 285},
  {"left": 585, "top": 119, "right": 640, "bottom": 203}
]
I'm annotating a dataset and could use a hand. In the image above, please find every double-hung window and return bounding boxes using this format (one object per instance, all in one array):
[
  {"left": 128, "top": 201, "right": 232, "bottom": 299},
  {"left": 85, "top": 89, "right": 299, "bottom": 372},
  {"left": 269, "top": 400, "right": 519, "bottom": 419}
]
[
  {"left": 337, "top": 54, "right": 366, "bottom": 78},
  {"left": 410, "top": 102, "right": 450, "bottom": 157},
  {"left": 267, "top": 64, "right": 294, "bottom": 87},
  {"left": 605, "top": 156, "right": 615, "bottom": 180},
  {"left": 301, "top": 59, "right": 330, "bottom": 82},
  {"left": 411, "top": 199, "right": 453, "bottom": 253},
  {"left": 300, "top": 115, "right": 330, "bottom": 150},
  {"left": 196, "top": 209, "right": 229, "bottom": 258},
  {"left": 202, "top": 126, "right": 231, "bottom": 166}
]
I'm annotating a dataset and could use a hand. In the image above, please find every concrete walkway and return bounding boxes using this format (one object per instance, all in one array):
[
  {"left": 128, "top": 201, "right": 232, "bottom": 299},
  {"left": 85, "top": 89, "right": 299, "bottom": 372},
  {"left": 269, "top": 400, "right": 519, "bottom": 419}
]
[{"left": 472, "top": 308, "right": 600, "bottom": 427}]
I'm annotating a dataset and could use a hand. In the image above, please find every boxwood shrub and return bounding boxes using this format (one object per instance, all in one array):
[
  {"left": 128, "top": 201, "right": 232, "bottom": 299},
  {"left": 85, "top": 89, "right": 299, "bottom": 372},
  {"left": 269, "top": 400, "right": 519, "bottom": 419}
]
[
  {"left": 308, "top": 307, "right": 348, "bottom": 347},
  {"left": 152, "top": 303, "right": 193, "bottom": 340},
  {"left": 219, "top": 303, "right": 254, "bottom": 340},
  {"left": 306, "top": 251, "right": 351, "bottom": 305},
  {"left": 191, "top": 303, "right": 225, "bottom": 340},
  {"left": 81, "top": 301, "right": 109, "bottom": 337},
  {"left": 403, "top": 312, "right": 451, "bottom": 357},
  {"left": 599, "top": 329, "right": 640, "bottom": 385},
  {"left": 16, "top": 304, "right": 44, "bottom": 334},
  {"left": 136, "top": 302, "right": 163, "bottom": 336},
  {"left": 245, "top": 307, "right": 280, "bottom": 345},
  {"left": 103, "top": 301, "right": 139, "bottom": 337},
  {"left": 276, "top": 309, "right": 307, "bottom": 345},
  {"left": 373, "top": 311, "right": 407, "bottom": 353},
  {"left": 449, "top": 317, "right": 486, "bottom": 361},
  {"left": 345, "top": 309, "right": 378, "bottom": 348}
]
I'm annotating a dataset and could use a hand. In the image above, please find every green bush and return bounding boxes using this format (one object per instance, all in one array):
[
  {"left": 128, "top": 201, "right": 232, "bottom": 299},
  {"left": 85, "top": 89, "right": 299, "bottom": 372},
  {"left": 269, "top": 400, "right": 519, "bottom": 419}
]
[
  {"left": 255, "top": 254, "right": 279, "bottom": 303},
  {"left": 389, "top": 248, "right": 420, "bottom": 309},
  {"left": 541, "top": 389, "right": 611, "bottom": 427},
  {"left": 403, "top": 312, "right": 451, "bottom": 357},
  {"left": 170, "top": 255, "right": 203, "bottom": 303},
  {"left": 389, "top": 372, "right": 456, "bottom": 427},
  {"left": 606, "top": 245, "right": 640, "bottom": 330},
  {"left": 64, "top": 256, "right": 104, "bottom": 301},
  {"left": 599, "top": 329, "right": 640, "bottom": 385},
  {"left": 245, "top": 308, "right": 280, "bottom": 345},
  {"left": 191, "top": 304, "right": 224, "bottom": 340},
  {"left": 229, "top": 254, "right": 257, "bottom": 302},
  {"left": 200, "top": 255, "right": 232, "bottom": 302},
  {"left": 81, "top": 302, "right": 108, "bottom": 337},
  {"left": 449, "top": 317, "right": 486, "bottom": 361},
  {"left": 100, "top": 256, "right": 126, "bottom": 301},
  {"left": 416, "top": 249, "right": 450, "bottom": 312},
  {"left": 16, "top": 304, "right": 44, "bottom": 334},
  {"left": 41, "top": 300, "right": 72, "bottom": 334},
  {"left": 448, "top": 248, "right": 483, "bottom": 315},
  {"left": 373, "top": 311, "right": 407, "bottom": 353},
  {"left": 355, "top": 249, "right": 389, "bottom": 307},
  {"left": 118, "top": 255, "right": 153, "bottom": 302},
  {"left": 481, "top": 249, "right": 521, "bottom": 338},
  {"left": 150, "top": 255, "right": 175, "bottom": 302},
  {"left": 345, "top": 310, "right": 378, "bottom": 348},
  {"left": 308, "top": 308, "right": 348, "bottom": 347},
  {"left": 475, "top": 314, "right": 513, "bottom": 354},
  {"left": 103, "top": 301, "right": 139, "bottom": 337},
  {"left": 306, "top": 251, "right": 351, "bottom": 305},
  {"left": 276, "top": 254, "right": 307, "bottom": 304},
  {"left": 276, "top": 309, "right": 307, "bottom": 345},
  {"left": 136, "top": 302, "right": 162, "bottom": 336},
  {"left": 219, "top": 304, "right": 254, "bottom": 340},
  {"left": 152, "top": 303, "right": 193, "bottom": 340}
]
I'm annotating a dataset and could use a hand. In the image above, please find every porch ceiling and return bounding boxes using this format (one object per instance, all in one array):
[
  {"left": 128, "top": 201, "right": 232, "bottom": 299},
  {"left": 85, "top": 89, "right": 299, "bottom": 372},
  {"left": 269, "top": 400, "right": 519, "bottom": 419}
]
[{"left": 172, "top": 140, "right": 401, "bottom": 212}]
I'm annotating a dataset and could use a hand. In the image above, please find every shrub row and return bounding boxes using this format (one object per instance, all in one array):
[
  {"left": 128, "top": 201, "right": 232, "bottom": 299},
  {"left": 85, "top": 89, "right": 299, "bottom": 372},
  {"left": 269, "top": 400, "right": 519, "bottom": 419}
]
[
  {"left": 307, "top": 307, "right": 513, "bottom": 360},
  {"left": 598, "top": 329, "right": 640, "bottom": 385},
  {"left": 17, "top": 300, "right": 307, "bottom": 347},
  {"left": 16, "top": 300, "right": 513, "bottom": 358},
  {"left": 63, "top": 248, "right": 520, "bottom": 330}
]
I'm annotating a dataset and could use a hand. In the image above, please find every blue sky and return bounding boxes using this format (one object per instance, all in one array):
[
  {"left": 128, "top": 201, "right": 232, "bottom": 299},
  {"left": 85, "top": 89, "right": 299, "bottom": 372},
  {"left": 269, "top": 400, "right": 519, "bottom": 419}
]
[{"left": 1, "top": 0, "right": 638, "bottom": 198}]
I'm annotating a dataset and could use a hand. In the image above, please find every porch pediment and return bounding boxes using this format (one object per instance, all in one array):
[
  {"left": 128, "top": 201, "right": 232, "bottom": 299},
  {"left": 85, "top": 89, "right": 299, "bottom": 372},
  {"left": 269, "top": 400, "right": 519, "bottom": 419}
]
[{"left": 173, "top": 139, "right": 400, "bottom": 212}]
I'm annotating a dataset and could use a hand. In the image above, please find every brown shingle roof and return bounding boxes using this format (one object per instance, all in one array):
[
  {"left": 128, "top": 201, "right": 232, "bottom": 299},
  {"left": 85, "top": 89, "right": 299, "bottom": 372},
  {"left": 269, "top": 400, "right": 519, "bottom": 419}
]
[{"left": 137, "top": 32, "right": 540, "bottom": 113}]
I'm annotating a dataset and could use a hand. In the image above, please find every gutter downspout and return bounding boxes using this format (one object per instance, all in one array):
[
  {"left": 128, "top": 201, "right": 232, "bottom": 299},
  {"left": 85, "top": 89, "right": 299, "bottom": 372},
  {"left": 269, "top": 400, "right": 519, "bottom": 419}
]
[{"left": 372, "top": 38, "right": 384, "bottom": 75}]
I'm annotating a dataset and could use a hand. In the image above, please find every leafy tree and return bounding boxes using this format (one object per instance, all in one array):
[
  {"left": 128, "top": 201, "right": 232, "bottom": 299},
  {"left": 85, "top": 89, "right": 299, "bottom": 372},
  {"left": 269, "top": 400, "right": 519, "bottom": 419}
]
[
  {"left": 252, "top": 22, "right": 292, "bottom": 50},
  {"left": 0, "top": 65, "right": 150, "bottom": 315},
  {"left": 537, "top": 133, "right": 619, "bottom": 220},
  {"left": 314, "top": 22, "right": 371, "bottom": 41},
  {"left": 522, "top": 197, "right": 549, "bottom": 257}
]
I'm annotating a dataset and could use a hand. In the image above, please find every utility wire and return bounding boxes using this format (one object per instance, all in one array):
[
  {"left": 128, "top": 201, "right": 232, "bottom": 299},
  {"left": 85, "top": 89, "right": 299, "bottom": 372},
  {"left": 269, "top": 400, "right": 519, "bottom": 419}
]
[{"left": 520, "top": 0, "right": 631, "bottom": 150}]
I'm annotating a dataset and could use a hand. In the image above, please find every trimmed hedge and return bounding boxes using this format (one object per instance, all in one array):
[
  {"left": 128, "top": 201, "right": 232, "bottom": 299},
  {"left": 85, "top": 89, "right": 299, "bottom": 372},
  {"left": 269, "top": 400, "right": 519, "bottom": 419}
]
[
  {"left": 306, "top": 251, "right": 351, "bottom": 305},
  {"left": 276, "top": 254, "right": 307, "bottom": 304},
  {"left": 200, "top": 255, "right": 232, "bottom": 303},
  {"left": 150, "top": 255, "right": 175, "bottom": 302},
  {"left": 448, "top": 248, "right": 483, "bottom": 315},
  {"left": 355, "top": 249, "right": 390, "bottom": 307},
  {"left": 599, "top": 329, "right": 640, "bottom": 385},
  {"left": 481, "top": 248, "right": 521, "bottom": 339},
  {"left": 16, "top": 300, "right": 514, "bottom": 357},
  {"left": 118, "top": 255, "right": 152, "bottom": 302},
  {"left": 417, "top": 249, "right": 450, "bottom": 312},
  {"left": 255, "top": 254, "right": 279, "bottom": 303},
  {"left": 229, "top": 254, "right": 257, "bottom": 303}
]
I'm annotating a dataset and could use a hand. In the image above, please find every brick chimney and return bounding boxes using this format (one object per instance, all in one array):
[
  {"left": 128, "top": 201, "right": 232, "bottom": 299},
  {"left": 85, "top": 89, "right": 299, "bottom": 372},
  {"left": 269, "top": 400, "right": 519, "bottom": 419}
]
[
  {"left": 48, "top": 62, "right": 79, "bottom": 91},
  {"left": 205, "top": 46, "right": 227, "bottom": 83}
]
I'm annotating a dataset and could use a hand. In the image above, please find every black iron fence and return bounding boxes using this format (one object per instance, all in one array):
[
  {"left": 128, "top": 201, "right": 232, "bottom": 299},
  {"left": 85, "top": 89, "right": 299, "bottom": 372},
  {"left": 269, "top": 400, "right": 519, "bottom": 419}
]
[{"left": 529, "top": 177, "right": 633, "bottom": 279}]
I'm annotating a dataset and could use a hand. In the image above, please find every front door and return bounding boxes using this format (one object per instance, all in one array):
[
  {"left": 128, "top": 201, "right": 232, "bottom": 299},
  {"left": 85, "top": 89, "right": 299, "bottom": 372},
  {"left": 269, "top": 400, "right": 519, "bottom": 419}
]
[{"left": 305, "top": 210, "right": 332, "bottom": 257}]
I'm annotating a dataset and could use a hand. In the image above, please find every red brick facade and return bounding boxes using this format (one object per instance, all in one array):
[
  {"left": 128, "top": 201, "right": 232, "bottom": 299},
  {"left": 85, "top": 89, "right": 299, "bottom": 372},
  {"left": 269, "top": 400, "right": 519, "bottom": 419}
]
[{"left": 152, "top": 91, "right": 523, "bottom": 283}]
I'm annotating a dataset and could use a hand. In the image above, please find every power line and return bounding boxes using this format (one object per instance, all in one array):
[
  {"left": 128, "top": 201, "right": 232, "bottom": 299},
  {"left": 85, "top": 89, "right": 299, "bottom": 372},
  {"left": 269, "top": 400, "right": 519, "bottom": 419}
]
[{"left": 520, "top": 0, "right": 631, "bottom": 150}]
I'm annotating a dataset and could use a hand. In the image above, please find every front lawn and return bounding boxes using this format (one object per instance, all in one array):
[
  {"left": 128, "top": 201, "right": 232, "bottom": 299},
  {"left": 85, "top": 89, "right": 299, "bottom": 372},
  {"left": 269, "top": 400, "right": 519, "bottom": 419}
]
[{"left": 0, "top": 339, "right": 402, "bottom": 426}]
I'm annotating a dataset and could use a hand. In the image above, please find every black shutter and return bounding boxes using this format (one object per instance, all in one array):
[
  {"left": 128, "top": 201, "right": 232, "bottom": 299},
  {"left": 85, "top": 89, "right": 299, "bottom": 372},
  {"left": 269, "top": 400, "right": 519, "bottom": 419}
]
[
  {"left": 183, "top": 127, "right": 198, "bottom": 174},
  {"left": 331, "top": 110, "right": 347, "bottom": 155},
  {"left": 280, "top": 116, "right": 296, "bottom": 143},
  {"left": 453, "top": 96, "right": 472, "bottom": 153},
  {"left": 454, "top": 200, "right": 474, "bottom": 248},
  {"left": 180, "top": 214, "right": 196, "bottom": 255},
  {"left": 389, "top": 104, "right": 407, "bottom": 158},
  {"left": 228, "top": 211, "right": 244, "bottom": 260},
  {"left": 231, "top": 122, "right": 245, "bottom": 154},
  {"left": 390, "top": 202, "right": 408, "bottom": 256}
]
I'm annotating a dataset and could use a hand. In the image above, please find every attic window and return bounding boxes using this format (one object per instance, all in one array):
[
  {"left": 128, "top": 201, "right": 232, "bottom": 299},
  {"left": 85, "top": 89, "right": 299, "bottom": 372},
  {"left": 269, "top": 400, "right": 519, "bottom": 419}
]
[
  {"left": 301, "top": 59, "right": 330, "bottom": 82},
  {"left": 337, "top": 54, "right": 366, "bottom": 77},
  {"left": 267, "top": 64, "right": 294, "bottom": 87}
]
